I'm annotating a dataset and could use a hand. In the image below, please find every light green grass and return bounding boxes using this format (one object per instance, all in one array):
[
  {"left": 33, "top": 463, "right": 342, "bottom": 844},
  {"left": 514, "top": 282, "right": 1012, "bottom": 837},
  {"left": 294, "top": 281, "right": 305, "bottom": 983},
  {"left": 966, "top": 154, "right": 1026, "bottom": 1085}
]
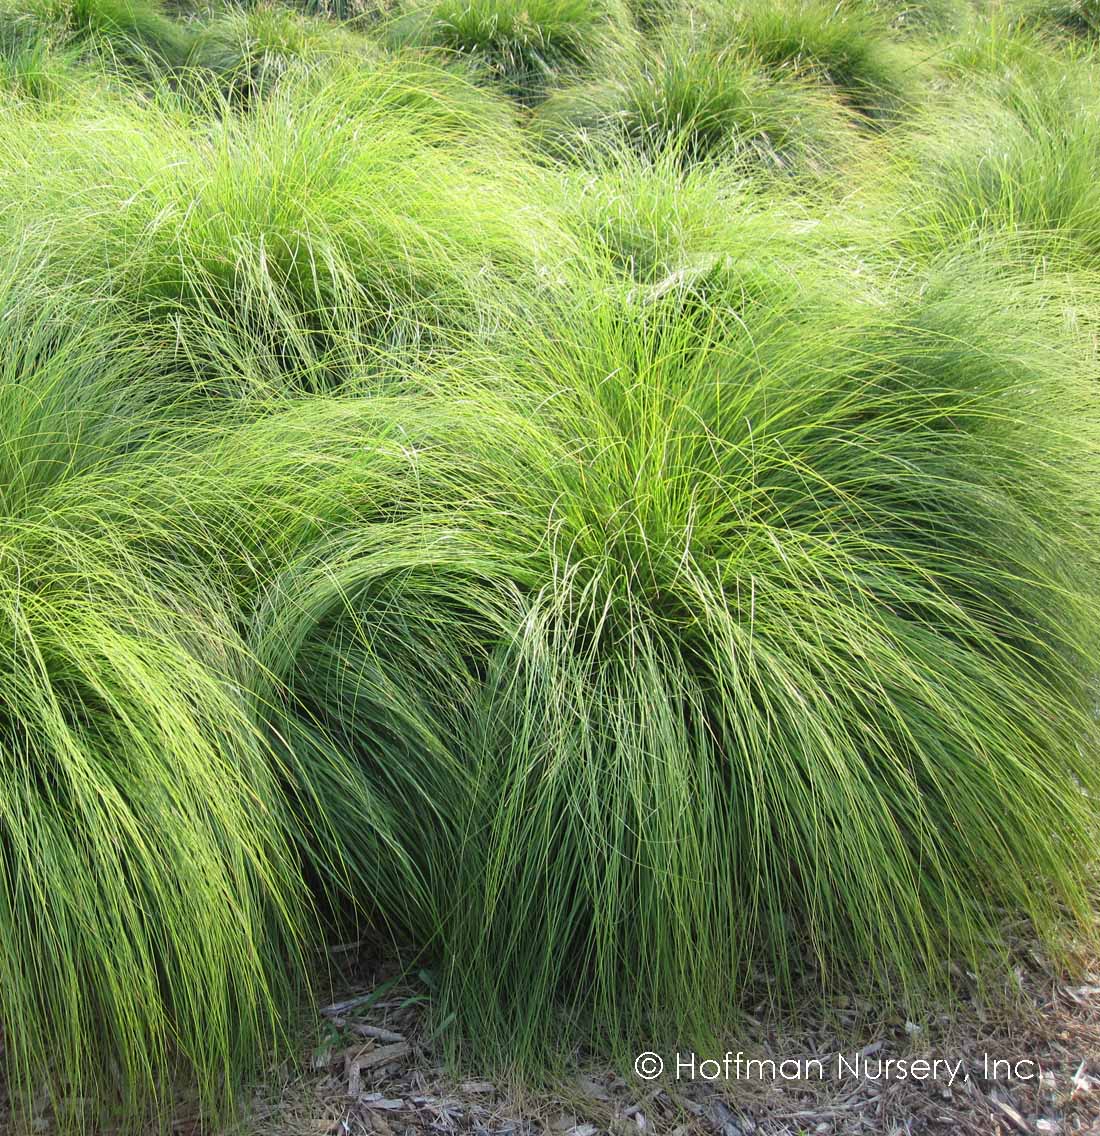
[
  {"left": 532, "top": 25, "right": 858, "bottom": 172},
  {"left": 423, "top": 256, "right": 1100, "bottom": 1064},
  {"left": 388, "top": 0, "right": 640, "bottom": 100},
  {"left": 679, "top": 0, "right": 927, "bottom": 122},
  {"left": 0, "top": 0, "right": 196, "bottom": 76},
  {"left": 0, "top": 57, "right": 566, "bottom": 379},
  {"left": 892, "top": 62, "right": 1100, "bottom": 268},
  {"left": 1, "top": 1, "right": 1100, "bottom": 1131},
  {"left": 188, "top": 4, "right": 378, "bottom": 100},
  {"left": 0, "top": 264, "right": 312, "bottom": 1131}
]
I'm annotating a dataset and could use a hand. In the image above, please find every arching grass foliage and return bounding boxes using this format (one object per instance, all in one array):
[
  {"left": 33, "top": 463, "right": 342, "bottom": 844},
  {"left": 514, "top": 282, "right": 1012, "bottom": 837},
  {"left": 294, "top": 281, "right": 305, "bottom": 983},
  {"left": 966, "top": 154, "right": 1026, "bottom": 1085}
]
[{"left": 1, "top": 1, "right": 1100, "bottom": 1133}]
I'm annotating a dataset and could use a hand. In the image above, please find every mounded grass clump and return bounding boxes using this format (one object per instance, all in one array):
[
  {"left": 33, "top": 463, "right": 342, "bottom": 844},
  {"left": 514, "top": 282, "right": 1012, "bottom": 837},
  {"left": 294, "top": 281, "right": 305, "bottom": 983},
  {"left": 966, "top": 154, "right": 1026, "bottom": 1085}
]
[
  {"left": 0, "top": 9, "right": 89, "bottom": 100},
  {"left": 411, "top": 261, "right": 1100, "bottom": 1064},
  {"left": 894, "top": 65, "right": 1100, "bottom": 268},
  {"left": 0, "top": 25, "right": 82, "bottom": 101},
  {"left": 0, "top": 58, "right": 562, "bottom": 383},
  {"left": 0, "top": 0, "right": 195, "bottom": 77},
  {"left": 53, "top": 239, "right": 1100, "bottom": 1074},
  {"left": 533, "top": 23, "right": 856, "bottom": 172},
  {"left": 936, "top": 10, "right": 1078, "bottom": 87},
  {"left": 1014, "top": 0, "right": 1100, "bottom": 41},
  {"left": 52, "top": 395, "right": 489, "bottom": 948},
  {"left": 0, "top": 271, "right": 313, "bottom": 1131},
  {"left": 188, "top": 4, "right": 377, "bottom": 100},
  {"left": 680, "top": 0, "right": 923, "bottom": 122},
  {"left": 389, "top": 0, "right": 640, "bottom": 101},
  {"left": 0, "top": 536, "right": 307, "bottom": 1130},
  {"left": 266, "top": 0, "right": 389, "bottom": 17},
  {"left": 545, "top": 149, "right": 859, "bottom": 305},
  {"left": 854, "top": 0, "right": 969, "bottom": 38}
]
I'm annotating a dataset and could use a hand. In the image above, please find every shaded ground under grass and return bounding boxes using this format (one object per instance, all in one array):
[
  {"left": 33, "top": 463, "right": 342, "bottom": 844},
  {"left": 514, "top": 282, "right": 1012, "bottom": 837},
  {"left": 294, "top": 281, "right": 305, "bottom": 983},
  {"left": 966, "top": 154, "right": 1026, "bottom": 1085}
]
[{"left": 236, "top": 934, "right": 1100, "bottom": 1136}]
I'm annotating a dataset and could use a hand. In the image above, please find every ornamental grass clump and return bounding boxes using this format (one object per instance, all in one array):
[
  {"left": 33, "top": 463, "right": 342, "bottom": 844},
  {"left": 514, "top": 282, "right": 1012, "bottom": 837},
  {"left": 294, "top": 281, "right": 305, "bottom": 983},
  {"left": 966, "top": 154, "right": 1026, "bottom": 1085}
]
[
  {"left": 188, "top": 4, "right": 377, "bottom": 102},
  {"left": 532, "top": 27, "right": 856, "bottom": 172},
  {"left": 0, "top": 57, "right": 562, "bottom": 383},
  {"left": 936, "top": 10, "right": 1080, "bottom": 90},
  {"left": 0, "top": 270, "right": 312, "bottom": 1132},
  {"left": 894, "top": 65, "right": 1100, "bottom": 268},
  {"left": 98, "top": 396, "right": 501, "bottom": 942},
  {"left": 856, "top": 0, "right": 968, "bottom": 37},
  {"left": 683, "top": 0, "right": 923, "bottom": 122},
  {"left": 0, "top": 11, "right": 86, "bottom": 99},
  {"left": 0, "top": 0, "right": 195, "bottom": 78},
  {"left": 414, "top": 257, "right": 1100, "bottom": 1065},
  {"left": 129, "top": 233, "right": 1100, "bottom": 1071},
  {"left": 389, "top": 0, "right": 640, "bottom": 101},
  {"left": 1014, "top": 0, "right": 1100, "bottom": 41}
]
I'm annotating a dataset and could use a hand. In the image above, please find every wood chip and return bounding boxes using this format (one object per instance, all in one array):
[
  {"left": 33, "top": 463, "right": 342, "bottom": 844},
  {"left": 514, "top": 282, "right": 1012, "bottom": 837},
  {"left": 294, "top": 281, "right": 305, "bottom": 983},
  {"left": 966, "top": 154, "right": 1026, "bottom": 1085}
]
[
  {"left": 575, "top": 1076, "right": 612, "bottom": 1101},
  {"left": 1066, "top": 986, "right": 1100, "bottom": 1004},
  {"left": 991, "top": 1098, "right": 1029, "bottom": 1134},
  {"left": 359, "top": 1042, "right": 411, "bottom": 1069},
  {"left": 352, "top": 1024, "right": 405, "bottom": 1044},
  {"left": 1072, "top": 1060, "right": 1093, "bottom": 1097},
  {"left": 360, "top": 1092, "right": 406, "bottom": 1110},
  {"left": 323, "top": 993, "right": 379, "bottom": 1016}
]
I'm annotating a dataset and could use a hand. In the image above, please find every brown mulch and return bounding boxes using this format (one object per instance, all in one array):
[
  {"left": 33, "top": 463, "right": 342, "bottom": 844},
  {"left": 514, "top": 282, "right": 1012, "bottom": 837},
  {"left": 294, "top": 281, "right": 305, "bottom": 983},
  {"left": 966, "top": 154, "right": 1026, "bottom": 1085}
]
[
  {"left": 240, "top": 942, "right": 1100, "bottom": 1136},
  {"left": 1, "top": 937, "right": 1095, "bottom": 1135}
]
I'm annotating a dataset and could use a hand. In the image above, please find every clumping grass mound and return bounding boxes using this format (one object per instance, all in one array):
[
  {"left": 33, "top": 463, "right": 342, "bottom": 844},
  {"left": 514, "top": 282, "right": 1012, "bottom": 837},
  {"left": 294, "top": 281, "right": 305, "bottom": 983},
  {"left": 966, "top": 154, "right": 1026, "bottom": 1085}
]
[
  {"left": 681, "top": 0, "right": 923, "bottom": 122},
  {"left": 111, "top": 398, "right": 503, "bottom": 944},
  {"left": 188, "top": 4, "right": 376, "bottom": 100},
  {"left": 1014, "top": 0, "right": 1100, "bottom": 40},
  {"left": 0, "top": 0, "right": 195, "bottom": 76},
  {"left": 857, "top": 0, "right": 968, "bottom": 36},
  {"left": 0, "top": 16, "right": 84, "bottom": 100},
  {"left": 0, "top": 270, "right": 312, "bottom": 1131},
  {"left": 2, "top": 0, "right": 1100, "bottom": 1131},
  {"left": 389, "top": 0, "right": 639, "bottom": 101},
  {"left": 894, "top": 68, "right": 1100, "bottom": 267},
  {"left": 0, "top": 58, "right": 560, "bottom": 381},
  {"left": 549, "top": 149, "right": 851, "bottom": 295},
  {"left": 421, "top": 260, "right": 1100, "bottom": 1064},
  {"left": 62, "top": 242, "right": 1100, "bottom": 1076},
  {"left": 532, "top": 24, "right": 856, "bottom": 171},
  {"left": 936, "top": 10, "right": 1075, "bottom": 87},
  {"left": 280, "top": 0, "right": 386, "bottom": 16}
]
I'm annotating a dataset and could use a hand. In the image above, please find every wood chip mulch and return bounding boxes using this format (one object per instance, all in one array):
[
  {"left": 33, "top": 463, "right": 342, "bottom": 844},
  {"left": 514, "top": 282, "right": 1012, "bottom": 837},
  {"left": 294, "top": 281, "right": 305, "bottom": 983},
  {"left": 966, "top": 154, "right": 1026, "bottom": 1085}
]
[{"left": 243, "top": 940, "right": 1100, "bottom": 1136}]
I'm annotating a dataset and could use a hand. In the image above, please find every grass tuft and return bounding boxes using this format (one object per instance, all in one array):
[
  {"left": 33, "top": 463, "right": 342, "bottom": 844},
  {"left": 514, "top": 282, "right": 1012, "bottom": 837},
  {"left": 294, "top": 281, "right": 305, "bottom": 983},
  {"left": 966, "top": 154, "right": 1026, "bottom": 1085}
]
[
  {"left": 894, "top": 63, "right": 1100, "bottom": 268},
  {"left": 427, "top": 261, "right": 1100, "bottom": 1065},
  {"left": 188, "top": 3, "right": 377, "bottom": 101},
  {"left": 1014, "top": 0, "right": 1100, "bottom": 41},
  {"left": 532, "top": 24, "right": 856, "bottom": 172},
  {"left": 0, "top": 267, "right": 311, "bottom": 1131},
  {"left": 679, "top": 0, "right": 924, "bottom": 122},
  {"left": 389, "top": 0, "right": 639, "bottom": 101},
  {"left": 0, "top": 57, "right": 563, "bottom": 381}
]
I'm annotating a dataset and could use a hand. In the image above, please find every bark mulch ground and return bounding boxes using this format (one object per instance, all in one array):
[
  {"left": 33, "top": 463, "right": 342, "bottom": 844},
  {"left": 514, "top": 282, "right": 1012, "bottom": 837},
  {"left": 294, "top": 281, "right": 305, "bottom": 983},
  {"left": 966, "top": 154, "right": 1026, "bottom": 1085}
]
[
  {"left": 242, "top": 936, "right": 1100, "bottom": 1136},
  {"left": 1, "top": 933, "right": 1095, "bottom": 1135}
]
